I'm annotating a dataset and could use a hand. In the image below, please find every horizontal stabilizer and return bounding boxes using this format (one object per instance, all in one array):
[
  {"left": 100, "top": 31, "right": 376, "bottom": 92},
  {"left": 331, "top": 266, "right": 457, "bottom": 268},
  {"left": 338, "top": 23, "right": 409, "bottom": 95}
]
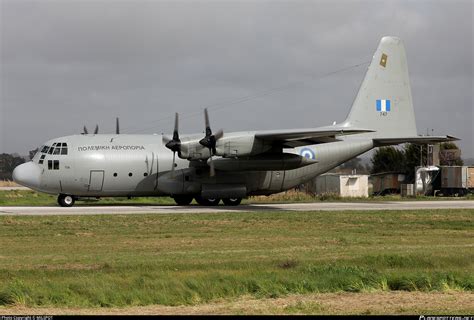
[{"left": 374, "top": 135, "right": 459, "bottom": 146}]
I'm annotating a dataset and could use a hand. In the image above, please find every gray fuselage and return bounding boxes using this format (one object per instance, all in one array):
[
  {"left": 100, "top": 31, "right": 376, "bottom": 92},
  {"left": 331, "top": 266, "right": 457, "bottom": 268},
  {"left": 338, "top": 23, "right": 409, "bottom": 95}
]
[{"left": 26, "top": 133, "right": 373, "bottom": 198}]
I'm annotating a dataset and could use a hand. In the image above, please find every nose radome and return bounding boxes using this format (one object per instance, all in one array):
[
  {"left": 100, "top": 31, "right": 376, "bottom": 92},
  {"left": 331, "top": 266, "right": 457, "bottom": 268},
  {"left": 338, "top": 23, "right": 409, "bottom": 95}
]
[{"left": 12, "top": 162, "right": 41, "bottom": 189}]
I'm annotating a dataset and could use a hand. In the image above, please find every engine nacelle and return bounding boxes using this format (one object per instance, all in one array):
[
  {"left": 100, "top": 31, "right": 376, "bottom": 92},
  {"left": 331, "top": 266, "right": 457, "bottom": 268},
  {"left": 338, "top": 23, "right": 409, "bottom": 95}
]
[
  {"left": 210, "top": 153, "right": 317, "bottom": 171},
  {"left": 179, "top": 134, "right": 273, "bottom": 160}
]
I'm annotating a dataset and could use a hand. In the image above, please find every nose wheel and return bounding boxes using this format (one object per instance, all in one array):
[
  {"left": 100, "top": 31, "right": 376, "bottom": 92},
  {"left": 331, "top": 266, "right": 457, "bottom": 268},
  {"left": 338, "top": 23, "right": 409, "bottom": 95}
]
[{"left": 58, "top": 194, "right": 75, "bottom": 207}]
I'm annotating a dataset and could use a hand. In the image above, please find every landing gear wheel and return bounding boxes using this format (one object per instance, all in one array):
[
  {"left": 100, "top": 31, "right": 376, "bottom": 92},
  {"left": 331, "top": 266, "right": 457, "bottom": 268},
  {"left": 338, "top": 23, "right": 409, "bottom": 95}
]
[
  {"left": 173, "top": 195, "right": 193, "bottom": 206},
  {"left": 58, "top": 194, "right": 75, "bottom": 207},
  {"left": 222, "top": 198, "right": 242, "bottom": 206},
  {"left": 195, "top": 196, "right": 220, "bottom": 206}
]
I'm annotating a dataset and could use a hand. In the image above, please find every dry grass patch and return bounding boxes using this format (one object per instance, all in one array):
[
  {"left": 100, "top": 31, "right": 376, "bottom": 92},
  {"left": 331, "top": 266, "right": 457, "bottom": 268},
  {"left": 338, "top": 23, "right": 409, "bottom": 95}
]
[
  {"left": 1, "top": 292, "right": 472, "bottom": 315},
  {"left": 0, "top": 180, "right": 19, "bottom": 187}
]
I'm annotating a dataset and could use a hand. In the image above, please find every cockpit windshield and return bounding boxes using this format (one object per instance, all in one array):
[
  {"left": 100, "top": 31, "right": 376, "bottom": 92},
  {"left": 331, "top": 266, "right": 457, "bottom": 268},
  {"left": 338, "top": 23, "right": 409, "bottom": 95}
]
[
  {"left": 42, "top": 142, "right": 68, "bottom": 156},
  {"left": 36, "top": 142, "right": 68, "bottom": 165}
]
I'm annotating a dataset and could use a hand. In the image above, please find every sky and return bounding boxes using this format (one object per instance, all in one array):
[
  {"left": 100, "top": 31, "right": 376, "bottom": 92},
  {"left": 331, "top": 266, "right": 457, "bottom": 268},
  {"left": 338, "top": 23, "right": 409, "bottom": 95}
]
[{"left": 1, "top": 0, "right": 473, "bottom": 157}]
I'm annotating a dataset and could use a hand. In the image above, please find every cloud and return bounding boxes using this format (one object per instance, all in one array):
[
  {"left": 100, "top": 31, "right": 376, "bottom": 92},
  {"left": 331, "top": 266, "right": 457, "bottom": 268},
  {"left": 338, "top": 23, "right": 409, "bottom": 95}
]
[{"left": 1, "top": 0, "right": 472, "bottom": 157}]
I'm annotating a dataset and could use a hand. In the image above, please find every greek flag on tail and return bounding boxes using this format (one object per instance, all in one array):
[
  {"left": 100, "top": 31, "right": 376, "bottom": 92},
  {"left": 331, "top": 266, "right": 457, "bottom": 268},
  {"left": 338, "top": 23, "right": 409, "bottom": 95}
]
[{"left": 376, "top": 99, "right": 391, "bottom": 112}]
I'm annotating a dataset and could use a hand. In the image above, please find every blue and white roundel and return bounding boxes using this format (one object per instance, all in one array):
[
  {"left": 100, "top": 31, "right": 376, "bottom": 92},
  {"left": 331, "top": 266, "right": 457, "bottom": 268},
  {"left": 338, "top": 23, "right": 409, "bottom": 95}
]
[{"left": 300, "top": 148, "right": 315, "bottom": 160}]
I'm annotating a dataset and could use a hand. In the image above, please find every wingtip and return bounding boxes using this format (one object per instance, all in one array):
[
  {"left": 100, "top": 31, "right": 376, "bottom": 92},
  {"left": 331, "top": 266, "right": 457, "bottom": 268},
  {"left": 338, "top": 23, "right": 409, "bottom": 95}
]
[{"left": 446, "top": 135, "right": 461, "bottom": 141}]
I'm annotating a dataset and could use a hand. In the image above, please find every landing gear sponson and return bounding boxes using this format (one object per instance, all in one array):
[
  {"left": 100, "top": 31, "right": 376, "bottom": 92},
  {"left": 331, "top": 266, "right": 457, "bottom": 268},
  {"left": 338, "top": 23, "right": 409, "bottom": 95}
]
[
  {"left": 172, "top": 195, "right": 242, "bottom": 206},
  {"left": 57, "top": 194, "right": 242, "bottom": 207}
]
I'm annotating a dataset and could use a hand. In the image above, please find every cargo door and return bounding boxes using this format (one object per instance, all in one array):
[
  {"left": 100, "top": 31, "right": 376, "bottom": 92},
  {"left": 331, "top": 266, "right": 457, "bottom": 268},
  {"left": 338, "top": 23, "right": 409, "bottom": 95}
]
[{"left": 89, "top": 170, "right": 104, "bottom": 192}]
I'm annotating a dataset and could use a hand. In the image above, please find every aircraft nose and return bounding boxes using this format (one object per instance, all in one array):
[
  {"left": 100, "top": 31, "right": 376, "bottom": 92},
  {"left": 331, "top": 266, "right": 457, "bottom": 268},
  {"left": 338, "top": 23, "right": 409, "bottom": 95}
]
[{"left": 12, "top": 162, "right": 41, "bottom": 189}]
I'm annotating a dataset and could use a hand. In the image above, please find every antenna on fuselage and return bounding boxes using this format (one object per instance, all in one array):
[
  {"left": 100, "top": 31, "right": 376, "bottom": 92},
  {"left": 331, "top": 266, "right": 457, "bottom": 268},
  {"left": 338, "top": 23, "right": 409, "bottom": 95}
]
[{"left": 116, "top": 117, "right": 120, "bottom": 134}]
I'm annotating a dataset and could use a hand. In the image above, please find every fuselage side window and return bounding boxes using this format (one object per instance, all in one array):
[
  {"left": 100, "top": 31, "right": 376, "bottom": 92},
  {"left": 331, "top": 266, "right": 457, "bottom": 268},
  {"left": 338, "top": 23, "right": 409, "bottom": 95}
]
[
  {"left": 53, "top": 160, "right": 59, "bottom": 170},
  {"left": 48, "top": 160, "right": 52, "bottom": 170}
]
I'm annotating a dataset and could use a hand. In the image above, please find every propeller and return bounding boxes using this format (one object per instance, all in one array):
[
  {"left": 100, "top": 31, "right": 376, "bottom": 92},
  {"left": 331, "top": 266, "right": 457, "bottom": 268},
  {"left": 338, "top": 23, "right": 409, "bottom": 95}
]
[
  {"left": 82, "top": 124, "right": 99, "bottom": 134},
  {"left": 116, "top": 117, "right": 120, "bottom": 134},
  {"left": 163, "top": 113, "right": 181, "bottom": 173},
  {"left": 199, "top": 108, "right": 223, "bottom": 176}
]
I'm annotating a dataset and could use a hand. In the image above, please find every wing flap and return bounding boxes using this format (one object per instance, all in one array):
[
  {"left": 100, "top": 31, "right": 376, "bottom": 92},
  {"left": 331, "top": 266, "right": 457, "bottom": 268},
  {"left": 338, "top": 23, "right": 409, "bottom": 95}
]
[{"left": 373, "top": 135, "right": 459, "bottom": 146}]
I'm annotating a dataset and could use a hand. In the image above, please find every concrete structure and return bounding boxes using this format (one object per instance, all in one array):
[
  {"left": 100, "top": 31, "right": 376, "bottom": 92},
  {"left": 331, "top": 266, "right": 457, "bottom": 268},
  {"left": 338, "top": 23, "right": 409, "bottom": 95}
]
[{"left": 314, "top": 174, "right": 369, "bottom": 198}]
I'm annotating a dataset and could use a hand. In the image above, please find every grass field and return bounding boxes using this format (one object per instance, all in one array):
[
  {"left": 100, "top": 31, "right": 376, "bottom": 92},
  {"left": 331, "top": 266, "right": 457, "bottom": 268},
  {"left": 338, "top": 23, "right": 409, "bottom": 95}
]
[
  {"left": 0, "top": 209, "right": 473, "bottom": 314},
  {"left": 1, "top": 189, "right": 473, "bottom": 206}
]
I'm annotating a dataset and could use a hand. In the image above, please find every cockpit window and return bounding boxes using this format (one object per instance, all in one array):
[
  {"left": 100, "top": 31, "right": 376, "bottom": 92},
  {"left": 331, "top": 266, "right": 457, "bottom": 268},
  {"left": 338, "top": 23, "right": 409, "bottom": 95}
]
[{"left": 44, "top": 142, "right": 68, "bottom": 155}]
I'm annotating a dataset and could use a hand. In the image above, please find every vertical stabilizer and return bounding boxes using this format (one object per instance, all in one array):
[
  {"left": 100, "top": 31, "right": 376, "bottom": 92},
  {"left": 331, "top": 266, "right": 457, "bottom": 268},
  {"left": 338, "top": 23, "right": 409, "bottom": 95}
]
[{"left": 342, "top": 36, "right": 417, "bottom": 138}]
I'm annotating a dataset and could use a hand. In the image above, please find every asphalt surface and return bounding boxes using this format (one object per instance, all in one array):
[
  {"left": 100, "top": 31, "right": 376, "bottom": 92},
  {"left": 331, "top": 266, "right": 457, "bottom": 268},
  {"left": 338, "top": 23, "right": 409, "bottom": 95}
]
[{"left": 0, "top": 200, "right": 473, "bottom": 216}]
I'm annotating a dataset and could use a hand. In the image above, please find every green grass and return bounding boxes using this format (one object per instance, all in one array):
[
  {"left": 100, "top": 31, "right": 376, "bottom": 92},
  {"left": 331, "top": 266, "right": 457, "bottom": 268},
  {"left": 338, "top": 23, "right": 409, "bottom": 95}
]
[
  {"left": 0, "top": 190, "right": 175, "bottom": 206},
  {"left": 1, "top": 189, "right": 473, "bottom": 206},
  {"left": 0, "top": 209, "right": 472, "bottom": 308}
]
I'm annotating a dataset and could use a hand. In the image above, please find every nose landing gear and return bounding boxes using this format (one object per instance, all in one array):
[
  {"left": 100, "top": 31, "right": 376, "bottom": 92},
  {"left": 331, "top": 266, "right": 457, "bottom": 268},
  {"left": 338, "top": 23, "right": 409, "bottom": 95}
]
[{"left": 58, "top": 194, "right": 75, "bottom": 207}]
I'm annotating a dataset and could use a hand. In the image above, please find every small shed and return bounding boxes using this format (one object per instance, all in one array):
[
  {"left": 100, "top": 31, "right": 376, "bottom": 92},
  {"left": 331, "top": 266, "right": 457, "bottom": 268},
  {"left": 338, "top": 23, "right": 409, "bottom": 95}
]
[
  {"left": 314, "top": 174, "right": 369, "bottom": 198},
  {"left": 370, "top": 172, "right": 406, "bottom": 195}
]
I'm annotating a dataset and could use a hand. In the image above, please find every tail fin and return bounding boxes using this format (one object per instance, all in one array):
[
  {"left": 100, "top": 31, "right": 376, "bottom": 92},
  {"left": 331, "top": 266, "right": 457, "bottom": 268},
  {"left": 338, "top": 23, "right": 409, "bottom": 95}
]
[{"left": 342, "top": 36, "right": 417, "bottom": 138}]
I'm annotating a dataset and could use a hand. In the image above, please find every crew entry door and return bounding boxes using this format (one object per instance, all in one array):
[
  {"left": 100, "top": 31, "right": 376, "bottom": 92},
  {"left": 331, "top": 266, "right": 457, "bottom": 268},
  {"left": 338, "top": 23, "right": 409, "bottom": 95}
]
[{"left": 89, "top": 170, "right": 104, "bottom": 191}]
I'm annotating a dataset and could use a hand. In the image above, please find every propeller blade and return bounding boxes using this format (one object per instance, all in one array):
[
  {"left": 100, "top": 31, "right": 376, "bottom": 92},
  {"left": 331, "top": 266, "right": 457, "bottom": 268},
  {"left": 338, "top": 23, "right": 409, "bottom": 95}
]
[
  {"left": 173, "top": 113, "right": 179, "bottom": 139},
  {"left": 209, "top": 159, "right": 215, "bottom": 177},
  {"left": 164, "top": 113, "right": 182, "bottom": 166},
  {"left": 204, "top": 108, "right": 214, "bottom": 138},
  {"left": 214, "top": 129, "right": 224, "bottom": 140},
  {"left": 204, "top": 108, "right": 209, "bottom": 126},
  {"left": 94, "top": 124, "right": 99, "bottom": 134},
  {"left": 171, "top": 151, "right": 176, "bottom": 172},
  {"left": 199, "top": 109, "right": 223, "bottom": 176},
  {"left": 83, "top": 126, "right": 88, "bottom": 134},
  {"left": 162, "top": 135, "right": 172, "bottom": 144},
  {"left": 116, "top": 117, "right": 120, "bottom": 134},
  {"left": 209, "top": 152, "right": 215, "bottom": 177}
]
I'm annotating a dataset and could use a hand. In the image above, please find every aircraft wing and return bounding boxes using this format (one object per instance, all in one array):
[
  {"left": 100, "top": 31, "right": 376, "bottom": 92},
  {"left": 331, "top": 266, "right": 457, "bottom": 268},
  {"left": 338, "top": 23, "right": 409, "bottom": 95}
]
[
  {"left": 373, "top": 135, "right": 460, "bottom": 146},
  {"left": 255, "top": 125, "right": 375, "bottom": 148}
]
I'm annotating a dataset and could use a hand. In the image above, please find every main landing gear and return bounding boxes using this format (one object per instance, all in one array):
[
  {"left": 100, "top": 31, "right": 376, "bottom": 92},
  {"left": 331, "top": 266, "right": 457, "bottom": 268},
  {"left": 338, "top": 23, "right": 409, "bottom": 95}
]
[
  {"left": 222, "top": 198, "right": 242, "bottom": 206},
  {"left": 58, "top": 194, "right": 75, "bottom": 207}
]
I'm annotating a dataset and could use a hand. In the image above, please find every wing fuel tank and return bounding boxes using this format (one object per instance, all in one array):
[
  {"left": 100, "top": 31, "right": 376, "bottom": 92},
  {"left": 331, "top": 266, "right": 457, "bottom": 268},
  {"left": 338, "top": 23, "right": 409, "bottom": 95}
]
[{"left": 210, "top": 153, "right": 317, "bottom": 171}]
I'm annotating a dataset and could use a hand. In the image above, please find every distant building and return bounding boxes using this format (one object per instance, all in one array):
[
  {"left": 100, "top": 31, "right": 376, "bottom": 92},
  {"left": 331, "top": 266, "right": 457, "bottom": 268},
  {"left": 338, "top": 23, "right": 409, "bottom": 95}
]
[
  {"left": 310, "top": 174, "right": 369, "bottom": 198},
  {"left": 370, "top": 172, "right": 406, "bottom": 195}
]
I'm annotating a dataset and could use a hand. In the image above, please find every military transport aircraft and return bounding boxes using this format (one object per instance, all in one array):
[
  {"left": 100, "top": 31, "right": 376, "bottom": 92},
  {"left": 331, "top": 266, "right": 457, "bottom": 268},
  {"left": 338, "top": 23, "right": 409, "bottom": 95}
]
[{"left": 13, "top": 36, "right": 458, "bottom": 207}]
